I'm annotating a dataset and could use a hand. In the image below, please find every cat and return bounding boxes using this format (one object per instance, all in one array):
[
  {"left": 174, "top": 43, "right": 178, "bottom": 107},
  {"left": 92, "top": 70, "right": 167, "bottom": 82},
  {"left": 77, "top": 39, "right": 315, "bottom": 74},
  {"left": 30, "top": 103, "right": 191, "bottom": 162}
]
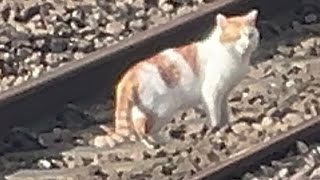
[{"left": 93, "top": 9, "right": 260, "bottom": 149}]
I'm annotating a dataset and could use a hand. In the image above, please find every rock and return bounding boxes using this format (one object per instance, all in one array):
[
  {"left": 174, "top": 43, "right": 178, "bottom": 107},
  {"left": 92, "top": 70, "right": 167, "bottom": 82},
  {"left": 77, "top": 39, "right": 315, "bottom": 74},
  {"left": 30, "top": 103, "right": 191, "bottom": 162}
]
[
  {"left": 44, "top": 53, "right": 60, "bottom": 68},
  {"left": 176, "top": 6, "right": 193, "bottom": 16},
  {"left": 33, "top": 38, "right": 47, "bottom": 51},
  {"left": 130, "top": 151, "right": 144, "bottom": 161},
  {"left": 301, "top": 38, "right": 317, "bottom": 50},
  {"left": 184, "top": 122, "right": 205, "bottom": 137},
  {"left": 129, "top": 19, "right": 146, "bottom": 31},
  {"left": 115, "top": 1, "right": 130, "bottom": 16},
  {"left": 11, "top": 39, "right": 32, "bottom": 48},
  {"left": 49, "top": 38, "right": 68, "bottom": 53},
  {"left": 93, "top": 38, "right": 104, "bottom": 49},
  {"left": 261, "top": 116, "right": 274, "bottom": 127},
  {"left": 13, "top": 76, "right": 24, "bottom": 86},
  {"left": 74, "top": 52, "right": 85, "bottom": 60},
  {"left": 160, "top": 3, "right": 174, "bottom": 13},
  {"left": 148, "top": 8, "right": 168, "bottom": 26},
  {"left": 135, "top": 9, "right": 146, "bottom": 18},
  {"left": 105, "top": 21, "right": 125, "bottom": 35},
  {"left": 282, "top": 113, "right": 303, "bottom": 127},
  {"left": 55, "top": 22, "right": 73, "bottom": 38},
  {"left": 32, "top": 65, "right": 42, "bottom": 78},
  {"left": 50, "top": 159, "right": 65, "bottom": 168},
  {"left": 77, "top": 39, "right": 94, "bottom": 53},
  {"left": 0, "top": 35, "right": 10, "bottom": 44},
  {"left": 260, "top": 165, "right": 276, "bottom": 177},
  {"left": 190, "top": 149, "right": 211, "bottom": 168},
  {"left": 173, "top": 157, "right": 196, "bottom": 175},
  {"left": 304, "top": 13, "right": 317, "bottom": 23},
  {"left": 292, "top": 21, "right": 303, "bottom": 33},
  {"left": 16, "top": 4, "right": 41, "bottom": 22},
  {"left": 2, "top": 75, "right": 16, "bottom": 86},
  {"left": 242, "top": 173, "right": 257, "bottom": 180},
  {"left": 37, "top": 159, "right": 52, "bottom": 169},
  {"left": 278, "top": 168, "right": 289, "bottom": 178},
  {"left": 231, "top": 122, "right": 251, "bottom": 134},
  {"left": 293, "top": 46, "right": 311, "bottom": 57},
  {"left": 279, "top": 122, "right": 289, "bottom": 132},
  {"left": 38, "top": 128, "right": 73, "bottom": 148},
  {"left": 310, "top": 167, "right": 320, "bottom": 179},
  {"left": 15, "top": 47, "right": 32, "bottom": 61},
  {"left": 276, "top": 45, "right": 293, "bottom": 56},
  {"left": 2, "top": 126, "right": 41, "bottom": 152},
  {"left": 285, "top": 79, "right": 295, "bottom": 87},
  {"left": 131, "top": 0, "right": 146, "bottom": 9},
  {"left": 296, "top": 141, "right": 309, "bottom": 154},
  {"left": 251, "top": 123, "right": 263, "bottom": 131}
]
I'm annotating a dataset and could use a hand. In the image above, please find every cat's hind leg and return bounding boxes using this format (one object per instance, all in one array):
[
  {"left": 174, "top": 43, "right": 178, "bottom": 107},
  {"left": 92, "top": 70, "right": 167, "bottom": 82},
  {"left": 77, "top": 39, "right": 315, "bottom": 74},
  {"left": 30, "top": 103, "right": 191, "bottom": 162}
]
[{"left": 131, "top": 106, "right": 162, "bottom": 149}]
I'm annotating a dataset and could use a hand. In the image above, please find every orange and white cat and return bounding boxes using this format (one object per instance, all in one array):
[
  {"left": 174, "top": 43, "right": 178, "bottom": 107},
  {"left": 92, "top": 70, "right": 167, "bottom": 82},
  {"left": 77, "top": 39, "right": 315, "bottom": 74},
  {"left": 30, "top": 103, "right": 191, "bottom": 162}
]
[{"left": 93, "top": 9, "right": 260, "bottom": 148}]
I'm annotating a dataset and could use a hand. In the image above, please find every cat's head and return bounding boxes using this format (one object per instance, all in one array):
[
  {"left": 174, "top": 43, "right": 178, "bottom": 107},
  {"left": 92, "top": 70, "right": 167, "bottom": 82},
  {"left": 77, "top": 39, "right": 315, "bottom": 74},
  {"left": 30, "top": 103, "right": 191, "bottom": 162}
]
[{"left": 215, "top": 9, "right": 260, "bottom": 55}]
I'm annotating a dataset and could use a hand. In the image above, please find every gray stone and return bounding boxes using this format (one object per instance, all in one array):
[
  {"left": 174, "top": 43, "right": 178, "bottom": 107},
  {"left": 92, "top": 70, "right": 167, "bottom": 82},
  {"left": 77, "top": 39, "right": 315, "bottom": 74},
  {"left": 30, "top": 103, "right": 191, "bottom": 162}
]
[
  {"left": 276, "top": 45, "right": 293, "bottom": 56},
  {"left": 131, "top": 0, "right": 146, "bottom": 9},
  {"left": 304, "top": 13, "right": 317, "bottom": 23},
  {"left": 296, "top": 141, "right": 309, "bottom": 154},
  {"left": 77, "top": 39, "right": 94, "bottom": 53},
  {"left": 176, "top": 6, "right": 193, "bottom": 16},
  {"left": 129, "top": 19, "right": 146, "bottom": 31},
  {"left": 37, "top": 159, "right": 52, "bottom": 169},
  {"left": 106, "top": 21, "right": 125, "bottom": 35},
  {"left": 50, "top": 38, "right": 68, "bottom": 53},
  {"left": 160, "top": 3, "right": 174, "bottom": 13},
  {"left": 135, "top": 9, "right": 146, "bottom": 18}
]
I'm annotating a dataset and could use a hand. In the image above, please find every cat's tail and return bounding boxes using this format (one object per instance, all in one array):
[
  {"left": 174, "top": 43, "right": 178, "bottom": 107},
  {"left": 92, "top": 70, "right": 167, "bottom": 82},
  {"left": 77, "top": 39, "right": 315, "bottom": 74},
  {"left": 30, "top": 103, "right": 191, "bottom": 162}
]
[
  {"left": 93, "top": 72, "right": 140, "bottom": 148},
  {"left": 113, "top": 76, "right": 137, "bottom": 139}
]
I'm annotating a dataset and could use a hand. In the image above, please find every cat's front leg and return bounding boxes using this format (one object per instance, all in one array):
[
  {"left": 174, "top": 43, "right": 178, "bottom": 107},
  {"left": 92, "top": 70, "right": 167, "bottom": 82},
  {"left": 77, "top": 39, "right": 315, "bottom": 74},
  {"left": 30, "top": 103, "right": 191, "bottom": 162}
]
[
  {"left": 221, "top": 93, "right": 230, "bottom": 125},
  {"left": 201, "top": 85, "right": 224, "bottom": 130}
]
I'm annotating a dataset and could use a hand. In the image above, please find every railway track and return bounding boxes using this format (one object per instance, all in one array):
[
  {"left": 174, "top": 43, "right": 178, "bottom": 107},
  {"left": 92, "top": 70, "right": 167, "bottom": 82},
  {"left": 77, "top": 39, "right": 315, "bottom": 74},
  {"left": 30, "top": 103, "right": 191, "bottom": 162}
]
[{"left": 1, "top": 0, "right": 320, "bottom": 179}]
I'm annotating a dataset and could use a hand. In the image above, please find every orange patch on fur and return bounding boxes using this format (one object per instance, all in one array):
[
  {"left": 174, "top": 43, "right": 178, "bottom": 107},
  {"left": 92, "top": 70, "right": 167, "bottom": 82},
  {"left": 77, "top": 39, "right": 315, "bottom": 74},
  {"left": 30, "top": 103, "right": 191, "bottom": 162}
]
[
  {"left": 148, "top": 54, "right": 181, "bottom": 88},
  {"left": 219, "top": 16, "right": 251, "bottom": 43},
  {"left": 176, "top": 44, "right": 200, "bottom": 76}
]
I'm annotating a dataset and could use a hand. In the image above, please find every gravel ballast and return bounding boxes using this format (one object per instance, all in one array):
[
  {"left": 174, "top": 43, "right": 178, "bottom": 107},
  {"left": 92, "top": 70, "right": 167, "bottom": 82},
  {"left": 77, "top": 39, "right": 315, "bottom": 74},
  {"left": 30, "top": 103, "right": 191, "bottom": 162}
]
[
  {"left": 2, "top": 0, "right": 320, "bottom": 179},
  {"left": 242, "top": 140, "right": 320, "bottom": 180}
]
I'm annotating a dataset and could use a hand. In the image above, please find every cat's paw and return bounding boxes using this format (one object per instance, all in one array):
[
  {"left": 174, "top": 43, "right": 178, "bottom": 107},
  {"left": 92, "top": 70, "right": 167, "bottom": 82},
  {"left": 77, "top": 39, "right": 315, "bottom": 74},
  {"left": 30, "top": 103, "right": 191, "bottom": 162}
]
[
  {"left": 141, "top": 136, "right": 161, "bottom": 149},
  {"left": 91, "top": 135, "right": 116, "bottom": 148}
]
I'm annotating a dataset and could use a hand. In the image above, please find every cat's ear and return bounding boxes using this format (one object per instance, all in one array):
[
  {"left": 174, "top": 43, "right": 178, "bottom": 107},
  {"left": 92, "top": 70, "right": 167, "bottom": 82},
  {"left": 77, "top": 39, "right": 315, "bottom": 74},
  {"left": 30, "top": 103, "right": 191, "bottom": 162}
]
[
  {"left": 216, "top": 13, "right": 227, "bottom": 27},
  {"left": 246, "top": 9, "right": 258, "bottom": 25}
]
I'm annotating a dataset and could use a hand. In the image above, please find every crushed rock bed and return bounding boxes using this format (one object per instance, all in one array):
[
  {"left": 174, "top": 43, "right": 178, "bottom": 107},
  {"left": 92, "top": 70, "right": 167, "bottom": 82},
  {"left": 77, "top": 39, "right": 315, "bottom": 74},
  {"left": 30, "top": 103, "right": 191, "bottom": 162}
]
[
  {"left": 242, "top": 141, "right": 320, "bottom": 180},
  {"left": 2, "top": 0, "right": 320, "bottom": 179},
  {"left": 3, "top": 46, "right": 320, "bottom": 179},
  {"left": 0, "top": 0, "right": 209, "bottom": 92}
]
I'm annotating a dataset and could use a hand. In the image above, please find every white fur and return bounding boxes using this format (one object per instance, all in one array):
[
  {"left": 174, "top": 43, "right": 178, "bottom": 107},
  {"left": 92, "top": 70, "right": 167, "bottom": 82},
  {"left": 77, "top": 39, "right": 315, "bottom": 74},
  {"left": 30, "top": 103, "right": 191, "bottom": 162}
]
[
  {"left": 136, "top": 49, "right": 201, "bottom": 134},
  {"left": 131, "top": 106, "right": 146, "bottom": 121},
  {"left": 136, "top": 10, "right": 260, "bottom": 134}
]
